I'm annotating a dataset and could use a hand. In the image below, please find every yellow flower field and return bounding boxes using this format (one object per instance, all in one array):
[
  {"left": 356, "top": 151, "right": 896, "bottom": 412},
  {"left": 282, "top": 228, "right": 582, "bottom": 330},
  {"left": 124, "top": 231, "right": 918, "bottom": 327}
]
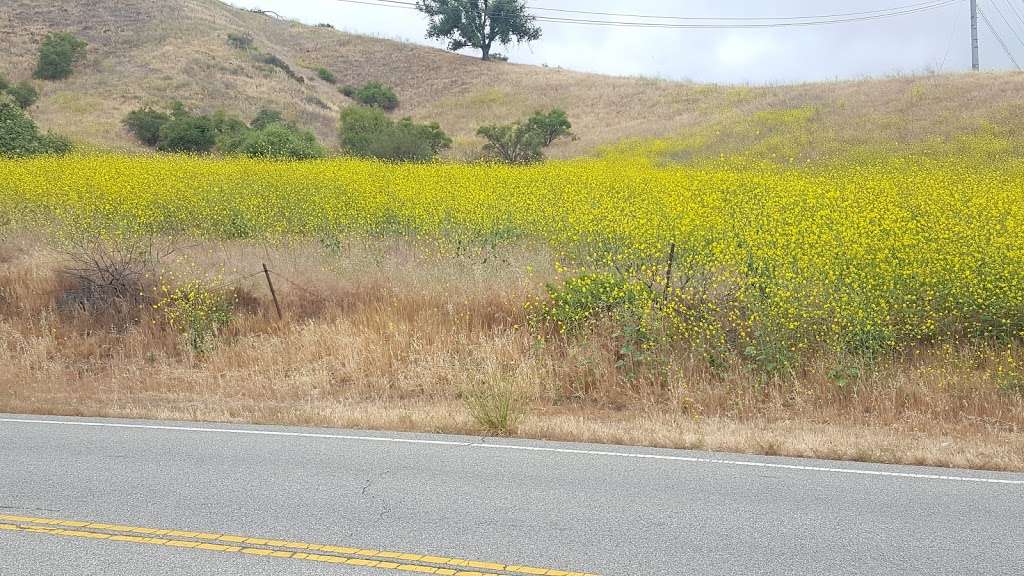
[{"left": 3, "top": 152, "right": 1024, "bottom": 360}]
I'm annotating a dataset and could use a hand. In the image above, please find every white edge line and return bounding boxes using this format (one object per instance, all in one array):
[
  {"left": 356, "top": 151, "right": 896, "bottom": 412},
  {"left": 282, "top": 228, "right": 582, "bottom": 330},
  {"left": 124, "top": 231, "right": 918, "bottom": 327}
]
[{"left": 1, "top": 417, "right": 1022, "bottom": 486}]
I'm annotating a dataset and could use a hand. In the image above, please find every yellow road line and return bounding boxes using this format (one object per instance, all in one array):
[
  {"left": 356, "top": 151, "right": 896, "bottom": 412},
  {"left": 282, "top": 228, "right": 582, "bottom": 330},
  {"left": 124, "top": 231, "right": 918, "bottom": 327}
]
[{"left": 0, "top": 515, "right": 597, "bottom": 576}]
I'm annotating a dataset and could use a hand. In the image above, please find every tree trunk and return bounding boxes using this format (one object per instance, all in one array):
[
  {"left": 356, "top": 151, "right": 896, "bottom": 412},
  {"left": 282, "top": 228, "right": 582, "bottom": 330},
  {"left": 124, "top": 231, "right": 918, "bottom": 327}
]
[{"left": 481, "top": 43, "right": 490, "bottom": 61}]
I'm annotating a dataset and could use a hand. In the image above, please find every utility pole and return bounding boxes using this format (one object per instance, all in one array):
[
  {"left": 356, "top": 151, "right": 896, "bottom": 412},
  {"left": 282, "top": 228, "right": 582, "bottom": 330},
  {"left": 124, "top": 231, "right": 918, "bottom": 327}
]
[{"left": 970, "top": 0, "right": 980, "bottom": 70}]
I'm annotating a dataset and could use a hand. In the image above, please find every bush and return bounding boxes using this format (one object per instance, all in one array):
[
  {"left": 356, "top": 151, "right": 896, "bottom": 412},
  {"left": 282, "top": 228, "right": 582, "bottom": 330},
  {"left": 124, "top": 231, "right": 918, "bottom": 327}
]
[
  {"left": 338, "top": 106, "right": 450, "bottom": 161},
  {"left": 477, "top": 122, "right": 544, "bottom": 164},
  {"left": 235, "top": 123, "right": 326, "bottom": 160},
  {"left": 0, "top": 75, "right": 8, "bottom": 91},
  {"left": 123, "top": 107, "right": 171, "bottom": 147},
  {"left": 156, "top": 280, "right": 235, "bottom": 355},
  {"left": 226, "top": 32, "right": 254, "bottom": 50},
  {"left": 316, "top": 67, "right": 337, "bottom": 84},
  {"left": 34, "top": 32, "right": 88, "bottom": 80},
  {"left": 0, "top": 96, "right": 71, "bottom": 157},
  {"left": 5, "top": 81, "right": 39, "bottom": 109},
  {"left": 536, "top": 273, "right": 653, "bottom": 335},
  {"left": 525, "top": 108, "right": 573, "bottom": 146},
  {"left": 341, "top": 82, "right": 398, "bottom": 111},
  {"left": 157, "top": 115, "right": 216, "bottom": 153},
  {"left": 249, "top": 108, "right": 285, "bottom": 130},
  {"left": 254, "top": 52, "right": 304, "bottom": 83},
  {"left": 462, "top": 378, "right": 528, "bottom": 436},
  {"left": 477, "top": 109, "right": 573, "bottom": 164},
  {"left": 58, "top": 232, "right": 157, "bottom": 314}
]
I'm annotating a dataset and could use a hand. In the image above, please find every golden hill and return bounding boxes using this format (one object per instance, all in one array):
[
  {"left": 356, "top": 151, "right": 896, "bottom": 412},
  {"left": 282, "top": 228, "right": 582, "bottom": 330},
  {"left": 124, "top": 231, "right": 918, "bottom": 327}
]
[{"left": 2, "top": 0, "right": 1023, "bottom": 159}]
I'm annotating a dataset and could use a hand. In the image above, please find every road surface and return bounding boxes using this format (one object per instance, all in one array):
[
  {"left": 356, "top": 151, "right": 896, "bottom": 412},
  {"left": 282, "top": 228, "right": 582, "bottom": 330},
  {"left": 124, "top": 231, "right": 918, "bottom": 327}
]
[{"left": 1, "top": 414, "right": 1022, "bottom": 575}]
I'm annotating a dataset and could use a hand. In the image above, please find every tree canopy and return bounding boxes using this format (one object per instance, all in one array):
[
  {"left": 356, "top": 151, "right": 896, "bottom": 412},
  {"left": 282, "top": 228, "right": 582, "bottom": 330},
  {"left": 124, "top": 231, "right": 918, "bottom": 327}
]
[{"left": 415, "top": 0, "right": 541, "bottom": 61}]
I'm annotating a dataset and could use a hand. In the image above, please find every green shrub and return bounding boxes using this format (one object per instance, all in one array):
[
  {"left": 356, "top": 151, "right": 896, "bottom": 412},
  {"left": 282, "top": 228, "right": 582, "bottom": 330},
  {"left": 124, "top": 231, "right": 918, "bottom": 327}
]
[
  {"left": 5, "top": 81, "right": 39, "bottom": 110},
  {"left": 249, "top": 108, "right": 285, "bottom": 130},
  {"left": 477, "top": 109, "right": 573, "bottom": 164},
  {"left": 226, "top": 32, "right": 254, "bottom": 50},
  {"left": 157, "top": 115, "right": 216, "bottom": 153},
  {"left": 338, "top": 106, "right": 450, "bottom": 161},
  {"left": 34, "top": 32, "right": 88, "bottom": 80},
  {"left": 536, "top": 273, "right": 653, "bottom": 335},
  {"left": 316, "top": 67, "right": 337, "bottom": 84},
  {"left": 156, "top": 281, "right": 235, "bottom": 355},
  {"left": 477, "top": 122, "right": 544, "bottom": 164},
  {"left": 123, "top": 107, "right": 171, "bottom": 147},
  {"left": 235, "top": 123, "right": 325, "bottom": 160},
  {"left": 0, "top": 75, "right": 8, "bottom": 91},
  {"left": 525, "top": 108, "right": 573, "bottom": 146},
  {"left": 0, "top": 96, "right": 71, "bottom": 157},
  {"left": 341, "top": 82, "right": 398, "bottom": 111}
]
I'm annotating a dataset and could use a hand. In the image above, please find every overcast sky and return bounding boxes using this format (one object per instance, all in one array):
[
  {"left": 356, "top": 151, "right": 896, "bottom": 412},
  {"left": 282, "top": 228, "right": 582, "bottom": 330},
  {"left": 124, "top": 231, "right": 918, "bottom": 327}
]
[{"left": 227, "top": 0, "right": 1023, "bottom": 84}]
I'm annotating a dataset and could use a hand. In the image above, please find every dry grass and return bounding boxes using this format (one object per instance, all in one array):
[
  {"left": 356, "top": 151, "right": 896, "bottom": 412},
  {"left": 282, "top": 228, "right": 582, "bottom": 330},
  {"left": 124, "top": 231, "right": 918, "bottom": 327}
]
[
  {"left": 1, "top": 232, "right": 1021, "bottom": 472},
  {"left": 2, "top": 0, "right": 1024, "bottom": 158}
]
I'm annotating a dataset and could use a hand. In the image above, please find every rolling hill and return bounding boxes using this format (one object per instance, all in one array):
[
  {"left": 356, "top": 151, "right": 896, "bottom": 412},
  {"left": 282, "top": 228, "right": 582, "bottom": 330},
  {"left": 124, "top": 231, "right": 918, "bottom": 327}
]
[{"left": 2, "top": 0, "right": 1023, "bottom": 159}]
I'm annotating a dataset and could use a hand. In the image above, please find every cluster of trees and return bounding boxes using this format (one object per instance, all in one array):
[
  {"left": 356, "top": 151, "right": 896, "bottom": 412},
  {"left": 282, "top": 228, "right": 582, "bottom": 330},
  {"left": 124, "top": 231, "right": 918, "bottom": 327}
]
[
  {"left": 339, "top": 107, "right": 451, "bottom": 162},
  {"left": 123, "top": 103, "right": 324, "bottom": 159},
  {"left": 0, "top": 31, "right": 86, "bottom": 156},
  {"left": 0, "top": 95, "right": 71, "bottom": 157}
]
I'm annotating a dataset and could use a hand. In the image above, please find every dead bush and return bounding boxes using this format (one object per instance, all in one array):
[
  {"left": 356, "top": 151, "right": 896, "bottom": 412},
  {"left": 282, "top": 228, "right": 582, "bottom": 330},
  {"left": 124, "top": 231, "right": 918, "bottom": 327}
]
[{"left": 57, "top": 233, "right": 168, "bottom": 314}]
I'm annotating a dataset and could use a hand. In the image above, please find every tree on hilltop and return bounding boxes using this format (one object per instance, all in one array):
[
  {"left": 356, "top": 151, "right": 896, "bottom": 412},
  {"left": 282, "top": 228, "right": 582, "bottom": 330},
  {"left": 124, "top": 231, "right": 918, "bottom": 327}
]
[{"left": 415, "top": 0, "right": 541, "bottom": 61}]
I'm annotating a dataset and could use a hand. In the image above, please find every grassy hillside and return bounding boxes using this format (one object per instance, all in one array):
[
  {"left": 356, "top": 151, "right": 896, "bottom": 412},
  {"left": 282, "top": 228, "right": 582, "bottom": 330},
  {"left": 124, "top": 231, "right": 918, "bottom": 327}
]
[{"left": 2, "top": 0, "right": 1024, "bottom": 159}]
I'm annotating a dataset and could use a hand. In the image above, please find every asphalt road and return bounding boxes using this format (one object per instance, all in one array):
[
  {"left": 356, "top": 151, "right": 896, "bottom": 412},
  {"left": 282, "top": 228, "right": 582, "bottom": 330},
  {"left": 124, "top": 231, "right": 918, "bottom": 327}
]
[{"left": 1, "top": 414, "right": 1022, "bottom": 576}]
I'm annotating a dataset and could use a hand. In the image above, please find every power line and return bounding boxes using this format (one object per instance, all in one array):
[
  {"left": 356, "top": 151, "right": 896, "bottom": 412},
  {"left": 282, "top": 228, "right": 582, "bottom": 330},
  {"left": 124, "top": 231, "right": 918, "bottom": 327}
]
[
  {"left": 1004, "top": 0, "right": 1024, "bottom": 27},
  {"left": 987, "top": 0, "right": 1024, "bottom": 50},
  {"left": 979, "top": 5, "right": 1024, "bottom": 67},
  {"left": 523, "top": 0, "right": 958, "bottom": 22},
  {"left": 345, "top": 0, "right": 962, "bottom": 29}
]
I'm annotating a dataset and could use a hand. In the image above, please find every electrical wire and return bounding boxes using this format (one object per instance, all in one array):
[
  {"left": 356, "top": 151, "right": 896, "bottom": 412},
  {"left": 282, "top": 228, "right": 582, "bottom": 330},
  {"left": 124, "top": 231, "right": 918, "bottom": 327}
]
[
  {"left": 979, "top": 5, "right": 1024, "bottom": 68},
  {"left": 521, "top": 0, "right": 958, "bottom": 22},
  {"left": 987, "top": 0, "right": 1024, "bottom": 50},
  {"left": 341, "top": 0, "right": 962, "bottom": 29},
  {"left": 1001, "top": 0, "right": 1024, "bottom": 30}
]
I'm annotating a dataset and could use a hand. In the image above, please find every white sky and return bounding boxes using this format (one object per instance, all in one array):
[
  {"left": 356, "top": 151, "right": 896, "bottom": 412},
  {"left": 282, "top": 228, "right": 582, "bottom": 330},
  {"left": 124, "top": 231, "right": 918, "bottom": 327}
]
[{"left": 226, "top": 0, "right": 1024, "bottom": 84}]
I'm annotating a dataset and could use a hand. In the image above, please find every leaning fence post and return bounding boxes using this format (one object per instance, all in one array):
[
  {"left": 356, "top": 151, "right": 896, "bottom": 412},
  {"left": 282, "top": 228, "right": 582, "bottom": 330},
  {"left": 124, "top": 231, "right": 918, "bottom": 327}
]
[
  {"left": 663, "top": 242, "right": 676, "bottom": 297},
  {"left": 262, "top": 263, "right": 282, "bottom": 319}
]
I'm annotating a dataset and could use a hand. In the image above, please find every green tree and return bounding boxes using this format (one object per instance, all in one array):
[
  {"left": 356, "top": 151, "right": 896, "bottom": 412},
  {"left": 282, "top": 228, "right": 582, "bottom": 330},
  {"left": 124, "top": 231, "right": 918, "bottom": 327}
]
[
  {"left": 525, "top": 108, "right": 572, "bottom": 146},
  {"left": 477, "top": 109, "right": 573, "bottom": 163},
  {"left": 477, "top": 122, "right": 544, "bottom": 164},
  {"left": 416, "top": 0, "right": 541, "bottom": 61},
  {"left": 6, "top": 82, "right": 39, "bottom": 110},
  {"left": 34, "top": 32, "right": 88, "bottom": 80},
  {"left": 123, "top": 107, "right": 171, "bottom": 147},
  {"left": 0, "top": 95, "right": 71, "bottom": 157}
]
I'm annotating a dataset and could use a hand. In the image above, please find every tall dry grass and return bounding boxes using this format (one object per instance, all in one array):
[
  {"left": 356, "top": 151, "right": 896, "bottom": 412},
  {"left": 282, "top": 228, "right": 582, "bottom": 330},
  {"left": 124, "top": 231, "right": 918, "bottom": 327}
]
[{"left": 1, "top": 232, "right": 1021, "bottom": 471}]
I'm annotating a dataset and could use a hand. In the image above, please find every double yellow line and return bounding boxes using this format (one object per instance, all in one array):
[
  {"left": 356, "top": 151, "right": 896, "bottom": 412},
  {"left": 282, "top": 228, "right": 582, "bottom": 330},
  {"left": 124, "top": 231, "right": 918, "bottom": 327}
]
[{"left": 0, "top": 514, "right": 597, "bottom": 576}]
